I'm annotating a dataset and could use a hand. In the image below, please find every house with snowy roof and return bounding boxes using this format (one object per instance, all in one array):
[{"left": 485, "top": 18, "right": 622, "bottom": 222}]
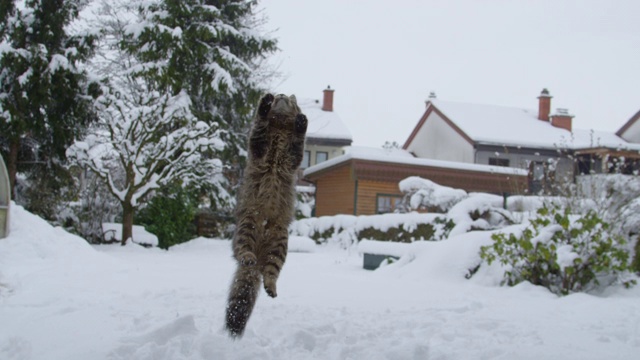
[
  {"left": 298, "top": 87, "right": 353, "bottom": 170},
  {"left": 303, "top": 88, "right": 640, "bottom": 217},
  {"left": 304, "top": 146, "right": 528, "bottom": 216},
  {"left": 403, "top": 89, "right": 640, "bottom": 193}
]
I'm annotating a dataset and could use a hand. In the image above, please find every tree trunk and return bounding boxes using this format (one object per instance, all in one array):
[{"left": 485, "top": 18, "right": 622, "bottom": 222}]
[
  {"left": 7, "top": 139, "right": 19, "bottom": 200},
  {"left": 121, "top": 202, "right": 134, "bottom": 246}
]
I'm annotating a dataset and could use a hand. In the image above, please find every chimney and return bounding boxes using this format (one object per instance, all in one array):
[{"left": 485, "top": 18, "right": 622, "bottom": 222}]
[
  {"left": 550, "top": 108, "right": 574, "bottom": 132},
  {"left": 322, "top": 85, "right": 334, "bottom": 112},
  {"left": 537, "top": 88, "right": 552, "bottom": 121}
]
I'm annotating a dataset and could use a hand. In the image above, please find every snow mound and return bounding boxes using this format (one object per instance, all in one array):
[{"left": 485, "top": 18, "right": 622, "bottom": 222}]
[
  {"left": 289, "top": 236, "right": 316, "bottom": 253},
  {"left": 168, "top": 237, "right": 230, "bottom": 253},
  {"left": 0, "top": 203, "right": 98, "bottom": 263}
]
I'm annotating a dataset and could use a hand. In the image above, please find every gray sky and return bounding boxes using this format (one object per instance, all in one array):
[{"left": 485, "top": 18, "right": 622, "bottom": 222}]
[{"left": 259, "top": 0, "right": 640, "bottom": 148}]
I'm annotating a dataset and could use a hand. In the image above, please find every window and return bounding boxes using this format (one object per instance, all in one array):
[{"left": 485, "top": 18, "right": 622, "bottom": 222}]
[
  {"left": 376, "top": 195, "right": 403, "bottom": 214},
  {"left": 576, "top": 155, "right": 593, "bottom": 175},
  {"left": 301, "top": 151, "right": 310, "bottom": 168},
  {"left": 315, "top": 151, "right": 328, "bottom": 165},
  {"left": 489, "top": 157, "right": 510, "bottom": 167}
]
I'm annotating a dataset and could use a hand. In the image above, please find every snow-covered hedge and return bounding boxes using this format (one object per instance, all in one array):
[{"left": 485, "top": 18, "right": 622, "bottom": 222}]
[
  {"left": 289, "top": 213, "right": 454, "bottom": 247},
  {"left": 289, "top": 193, "right": 550, "bottom": 247}
]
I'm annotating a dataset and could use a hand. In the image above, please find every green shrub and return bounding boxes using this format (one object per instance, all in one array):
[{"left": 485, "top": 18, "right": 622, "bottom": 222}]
[
  {"left": 480, "top": 205, "right": 636, "bottom": 295},
  {"left": 358, "top": 218, "right": 454, "bottom": 243},
  {"left": 136, "top": 184, "right": 198, "bottom": 249},
  {"left": 299, "top": 216, "right": 454, "bottom": 244}
]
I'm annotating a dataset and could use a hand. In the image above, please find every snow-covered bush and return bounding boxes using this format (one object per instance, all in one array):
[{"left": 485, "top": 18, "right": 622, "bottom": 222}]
[
  {"left": 399, "top": 176, "right": 467, "bottom": 213},
  {"left": 63, "top": 172, "right": 120, "bottom": 243},
  {"left": 447, "top": 193, "right": 518, "bottom": 236},
  {"left": 480, "top": 205, "right": 636, "bottom": 295},
  {"left": 574, "top": 174, "right": 640, "bottom": 273},
  {"left": 290, "top": 213, "right": 453, "bottom": 247},
  {"left": 295, "top": 187, "right": 315, "bottom": 219}
]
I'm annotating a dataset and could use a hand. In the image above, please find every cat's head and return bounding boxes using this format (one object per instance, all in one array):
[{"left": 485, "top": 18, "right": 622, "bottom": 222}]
[{"left": 269, "top": 94, "right": 301, "bottom": 118}]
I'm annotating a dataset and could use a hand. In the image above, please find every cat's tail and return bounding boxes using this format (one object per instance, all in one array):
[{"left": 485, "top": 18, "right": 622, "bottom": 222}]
[{"left": 225, "top": 265, "right": 261, "bottom": 338}]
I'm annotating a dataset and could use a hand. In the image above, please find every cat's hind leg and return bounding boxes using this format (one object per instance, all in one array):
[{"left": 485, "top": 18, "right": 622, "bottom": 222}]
[{"left": 260, "top": 227, "right": 289, "bottom": 298}]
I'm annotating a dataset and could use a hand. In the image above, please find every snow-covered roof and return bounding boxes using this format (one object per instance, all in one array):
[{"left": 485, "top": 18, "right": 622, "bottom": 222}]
[
  {"left": 304, "top": 146, "right": 528, "bottom": 177},
  {"left": 297, "top": 98, "right": 352, "bottom": 141},
  {"left": 427, "top": 100, "right": 640, "bottom": 151}
]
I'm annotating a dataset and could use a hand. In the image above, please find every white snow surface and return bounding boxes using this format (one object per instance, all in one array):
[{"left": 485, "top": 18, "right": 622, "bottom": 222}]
[
  {"left": 1, "top": 204, "right": 640, "bottom": 359},
  {"left": 430, "top": 100, "right": 640, "bottom": 151},
  {"left": 297, "top": 97, "right": 353, "bottom": 141}
]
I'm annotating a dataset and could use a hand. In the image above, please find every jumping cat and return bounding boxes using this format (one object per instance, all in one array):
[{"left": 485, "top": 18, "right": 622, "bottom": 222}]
[{"left": 225, "top": 93, "right": 308, "bottom": 337}]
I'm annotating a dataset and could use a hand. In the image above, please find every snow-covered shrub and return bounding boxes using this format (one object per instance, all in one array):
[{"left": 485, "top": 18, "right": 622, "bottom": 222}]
[
  {"left": 448, "top": 193, "right": 517, "bottom": 236},
  {"left": 358, "top": 218, "right": 454, "bottom": 244},
  {"left": 480, "top": 205, "right": 636, "bottom": 295},
  {"left": 290, "top": 213, "right": 453, "bottom": 247},
  {"left": 295, "top": 187, "right": 315, "bottom": 219},
  {"left": 399, "top": 176, "right": 467, "bottom": 213},
  {"left": 574, "top": 174, "right": 640, "bottom": 274},
  {"left": 64, "top": 173, "right": 120, "bottom": 243}
]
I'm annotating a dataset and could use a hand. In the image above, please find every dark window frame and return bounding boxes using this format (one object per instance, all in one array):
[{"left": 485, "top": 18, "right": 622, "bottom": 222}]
[
  {"left": 376, "top": 193, "right": 403, "bottom": 214},
  {"left": 315, "top": 151, "right": 328, "bottom": 165},
  {"left": 301, "top": 150, "right": 310, "bottom": 168},
  {"left": 489, "top": 157, "right": 510, "bottom": 167}
]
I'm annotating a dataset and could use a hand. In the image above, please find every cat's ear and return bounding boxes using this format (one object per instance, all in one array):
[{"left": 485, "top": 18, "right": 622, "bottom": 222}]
[{"left": 289, "top": 95, "right": 297, "bottom": 104}]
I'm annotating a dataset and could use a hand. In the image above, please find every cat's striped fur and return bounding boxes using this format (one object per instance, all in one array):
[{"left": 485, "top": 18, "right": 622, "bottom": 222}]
[{"left": 225, "top": 93, "right": 307, "bottom": 337}]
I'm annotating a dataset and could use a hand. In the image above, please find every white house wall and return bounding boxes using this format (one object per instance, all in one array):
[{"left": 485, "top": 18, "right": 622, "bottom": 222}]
[
  {"left": 302, "top": 144, "right": 346, "bottom": 169},
  {"left": 621, "top": 120, "right": 640, "bottom": 143},
  {"left": 406, "top": 111, "right": 474, "bottom": 163}
]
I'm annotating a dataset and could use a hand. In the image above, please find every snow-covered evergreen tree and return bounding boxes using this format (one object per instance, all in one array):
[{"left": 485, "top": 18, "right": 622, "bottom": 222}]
[
  {"left": 0, "top": 0, "right": 97, "bottom": 199},
  {"left": 124, "top": 0, "right": 277, "bottom": 210},
  {"left": 68, "top": 0, "right": 228, "bottom": 245}
]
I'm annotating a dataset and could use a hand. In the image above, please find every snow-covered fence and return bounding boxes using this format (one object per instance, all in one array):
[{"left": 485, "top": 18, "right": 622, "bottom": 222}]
[{"left": 289, "top": 212, "right": 454, "bottom": 247}]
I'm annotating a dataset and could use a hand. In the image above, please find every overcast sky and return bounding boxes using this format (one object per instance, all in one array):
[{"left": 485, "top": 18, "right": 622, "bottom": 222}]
[{"left": 258, "top": 0, "right": 640, "bottom": 148}]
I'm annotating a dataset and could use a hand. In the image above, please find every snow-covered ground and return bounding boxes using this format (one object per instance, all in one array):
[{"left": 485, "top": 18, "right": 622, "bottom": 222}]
[{"left": 1, "top": 204, "right": 639, "bottom": 360}]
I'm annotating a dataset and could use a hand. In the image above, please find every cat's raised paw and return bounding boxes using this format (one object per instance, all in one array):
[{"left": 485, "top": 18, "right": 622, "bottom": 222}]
[
  {"left": 295, "top": 113, "right": 308, "bottom": 134},
  {"left": 258, "top": 93, "right": 275, "bottom": 118}
]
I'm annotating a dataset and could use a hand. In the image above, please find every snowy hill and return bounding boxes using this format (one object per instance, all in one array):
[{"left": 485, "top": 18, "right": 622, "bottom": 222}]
[{"left": 1, "top": 204, "right": 639, "bottom": 359}]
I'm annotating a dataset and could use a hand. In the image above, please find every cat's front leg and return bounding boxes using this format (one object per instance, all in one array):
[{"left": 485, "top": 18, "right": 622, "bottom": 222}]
[
  {"left": 290, "top": 113, "right": 308, "bottom": 169},
  {"left": 250, "top": 94, "right": 275, "bottom": 159},
  {"left": 257, "top": 93, "right": 275, "bottom": 120}
]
